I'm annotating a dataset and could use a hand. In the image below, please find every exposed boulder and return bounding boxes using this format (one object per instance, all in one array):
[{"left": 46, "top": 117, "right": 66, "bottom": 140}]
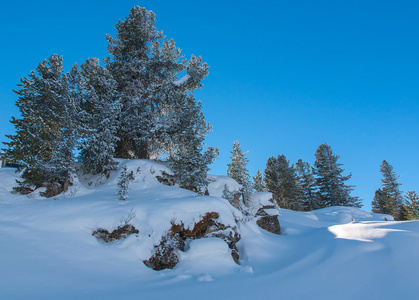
[
  {"left": 143, "top": 233, "right": 185, "bottom": 270},
  {"left": 93, "top": 224, "right": 139, "bottom": 243},
  {"left": 249, "top": 192, "right": 281, "bottom": 235},
  {"left": 256, "top": 214, "right": 281, "bottom": 234},
  {"left": 155, "top": 171, "right": 176, "bottom": 186},
  {"left": 144, "top": 212, "right": 241, "bottom": 270}
]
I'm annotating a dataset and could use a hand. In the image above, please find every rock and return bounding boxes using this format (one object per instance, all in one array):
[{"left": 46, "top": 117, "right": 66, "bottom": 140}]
[
  {"left": 143, "top": 234, "right": 185, "bottom": 270},
  {"left": 255, "top": 204, "right": 281, "bottom": 234},
  {"left": 256, "top": 214, "right": 281, "bottom": 234},
  {"left": 42, "top": 181, "right": 65, "bottom": 198},
  {"left": 155, "top": 171, "right": 176, "bottom": 186},
  {"left": 248, "top": 193, "right": 281, "bottom": 235},
  {"left": 144, "top": 212, "right": 241, "bottom": 270},
  {"left": 93, "top": 224, "right": 139, "bottom": 243}
]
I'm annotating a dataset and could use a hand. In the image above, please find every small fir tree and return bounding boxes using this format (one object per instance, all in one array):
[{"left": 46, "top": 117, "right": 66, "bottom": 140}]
[
  {"left": 170, "top": 146, "right": 218, "bottom": 193},
  {"left": 378, "top": 160, "right": 405, "bottom": 220},
  {"left": 371, "top": 188, "right": 392, "bottom": 215},
  {"left": 253, "top": 169, "right": 266, "bottom": 193},
  {"left": 221, "top": 183, "right": 240, "bottom": 208},
  {"left": 227, "top": 141, "right": 252, "bottom": 203},
  {"left": 116, "top": 166, "right": 135, "bottom": 201},
  {"left": 404, "top": 191, "right": 419, "bottom": 220}
]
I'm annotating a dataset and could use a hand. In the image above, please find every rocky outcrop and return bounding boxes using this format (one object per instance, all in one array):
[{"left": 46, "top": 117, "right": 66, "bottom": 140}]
[
  {"left": 255, "top": 205, "right": 281, "bottom": 234},
  {"left": 249, "top": 193, "right": 281, "bottom": 235},
  {"left": 93, "top": 224, "right": 139, "bottom": 243},
  {"left": 155, "top": 171, "right": 176, "bottom": 186},
  {"left": 144, "top": 212, "right": 241, "bottom": 270}
]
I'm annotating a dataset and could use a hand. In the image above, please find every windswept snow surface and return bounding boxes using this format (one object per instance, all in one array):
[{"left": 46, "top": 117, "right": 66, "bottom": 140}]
[{"left": 1, "top": 162, "right": 419, "bottom": 300}]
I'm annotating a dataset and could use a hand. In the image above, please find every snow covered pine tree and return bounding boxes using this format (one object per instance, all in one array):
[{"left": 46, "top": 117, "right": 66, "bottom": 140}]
[
  {"left": 105, "top": 6, "right": 217, "bottom": 190},
  {"left": 5, "top": 6, "right": 217, "bottom": 197},
  {"left": 404, "top": 191, "right": 419, "bottom": 220},
  {"left": 313, "top": 143, "right": 362, "bottom": 208},
  {"left": 371, "top": 188, "right": 392, "bottom": 215},
  {"left": 78, "top": 57, "right": 120, "bottom": 176},
  {"left": 105, "top": 6, "right": 212, "bottom": 159},
  {"left": 227, "top": 141, "right": 252, "bottom": 204},
  {"left": 264, "top": 154, "right": 302, "bottom": 210},
  {"left": 4, "top": 55, "right": 79, "bottom": 196},
  {"left": 253, "top": 169, "right": 266, "bottom": 193},
  {"left": 296, "top": 159, "right": 319, "bottom": 211},
  {"left": 374, "top": 160, "right": 405, "bottom": 220}
]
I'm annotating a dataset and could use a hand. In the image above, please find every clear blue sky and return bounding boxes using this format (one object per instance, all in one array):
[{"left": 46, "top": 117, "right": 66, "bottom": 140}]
[{"left": 1, "top": 0, "right": 418, "bottom": 211}]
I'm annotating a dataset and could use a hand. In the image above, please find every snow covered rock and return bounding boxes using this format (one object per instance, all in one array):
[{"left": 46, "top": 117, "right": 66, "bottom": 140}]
[
  {"left": 144, "top": 212, "right": 241, "bottom": 270},
  {"left": 207, "top": 175, "right": 242, "bottom": 198},
  {"left": 249, "top": 192, "right": 281, "bottom": 234},
  {"left": 92, "top": 224, "right": 139, "bottom": 243}
]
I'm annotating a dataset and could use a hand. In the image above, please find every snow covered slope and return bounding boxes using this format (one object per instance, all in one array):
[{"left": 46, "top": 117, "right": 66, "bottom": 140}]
[{"left": 1, "top": 161, "right": 418, "bottom": 300}]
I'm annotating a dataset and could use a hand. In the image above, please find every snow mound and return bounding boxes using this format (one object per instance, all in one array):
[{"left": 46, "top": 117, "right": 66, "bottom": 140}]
[
  {"left": 1, "top": 161, "right": 419, "bottom": 300},
  {"left": 247, "top": 192, "right": 276, "bottom": 215},
  {"left": 328, "top": 221, "right": 405, "bottom": 242},
  {"left": 177, "top": 238, "right": 239, "bottom": 275},
  {"left": 313, "top": 206, "right": 393, "bottom": 223},
  {"left": 207, "top": 174, "right": 241, "bottom": 197}
]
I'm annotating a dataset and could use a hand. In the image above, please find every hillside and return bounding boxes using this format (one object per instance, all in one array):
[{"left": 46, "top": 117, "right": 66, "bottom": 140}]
[{"left": 1, "top": 160, "right": 418, "bottom": 300}]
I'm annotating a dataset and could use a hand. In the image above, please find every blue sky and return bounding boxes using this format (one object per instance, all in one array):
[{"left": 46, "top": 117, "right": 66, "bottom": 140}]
[{"left": 1, "top": 0, "right": 418, "bottom": 210}]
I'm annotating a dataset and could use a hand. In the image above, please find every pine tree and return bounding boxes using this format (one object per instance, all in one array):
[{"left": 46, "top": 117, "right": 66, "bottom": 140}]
[
  {"left": 168, "top": 94, "right": 218, "bottom": 192},
  {"left": 404, "top": 191, "right": 419, "bottom": 220},
  {"left": 253, "top": 169, "right": 266, "bottom": 193},
  {"left": 378, "top": 160, "right": 405, "bottom": 220},
  {"left": 264, "top": 154, "right": 302, "bottom": 210},
  {"left": 170, "top": 146, "right": 218, "bottom": 193},
  {"left": 313, "top": 143, "right": 362, "bottom": 208},
  {"left": 227, "top": 141, "right": 252, "bottom": 203},
  {"left": 105, "top": 6, "right": 209, "bottom": 159},
  {"left": 371, "top": 188, "right": 392, "bottom": 215},
  {"left": 296, "top": 159, "right": 318, "bottom": 211},
  {"left": 78, "top": 57, "right": 120, "bottom": 176},
  {"left": 4, "top": 55, "right": 79, "bottom": 196},
  {"left": 116, "top": 166, "right": 135, "bottom": 201}
]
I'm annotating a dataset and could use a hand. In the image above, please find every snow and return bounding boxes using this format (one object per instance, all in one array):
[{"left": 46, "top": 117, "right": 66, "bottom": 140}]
[
  {"left": 1, "top": 162, "right": 419, "bottom": 299},
  {"left": 173, "top": 74, "right": 190, "bottom": 86},
  {"left": 207, "top": 174, "right": 242, "bottom": 197},
  {"left": 247, "top": 191, "right": 277, "bottom": 215},
  {"left": 177, "top": 238, "right": 239, "bottom": 275}
]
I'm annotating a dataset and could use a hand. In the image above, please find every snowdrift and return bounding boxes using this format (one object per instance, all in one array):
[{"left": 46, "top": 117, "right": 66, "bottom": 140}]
[{"left": 1, "top": 161, "right": 418, "bottom": 300}]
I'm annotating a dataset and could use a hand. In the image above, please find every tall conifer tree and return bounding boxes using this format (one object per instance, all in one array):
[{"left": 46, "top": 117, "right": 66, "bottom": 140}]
[
  {"left": 377, "top": 160, "right": 405, "bottom": 220},
  {"left": 313, "top": 143, "right": 361, "bottom": 208},
  {"left": 264, "top": 154, "right": 302, "bottom": 210},
  {"left": 105, "top": 6, "right": 209, "bottom": 159},
  {"left": 78, "top": 57, "right": 120, "bottom": 175},
  {"left": 296, "top": 159, "right": 318, "bottom": 211},
  {"left": 4, "top": 55, "right": 78, "bottom": 196}
]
